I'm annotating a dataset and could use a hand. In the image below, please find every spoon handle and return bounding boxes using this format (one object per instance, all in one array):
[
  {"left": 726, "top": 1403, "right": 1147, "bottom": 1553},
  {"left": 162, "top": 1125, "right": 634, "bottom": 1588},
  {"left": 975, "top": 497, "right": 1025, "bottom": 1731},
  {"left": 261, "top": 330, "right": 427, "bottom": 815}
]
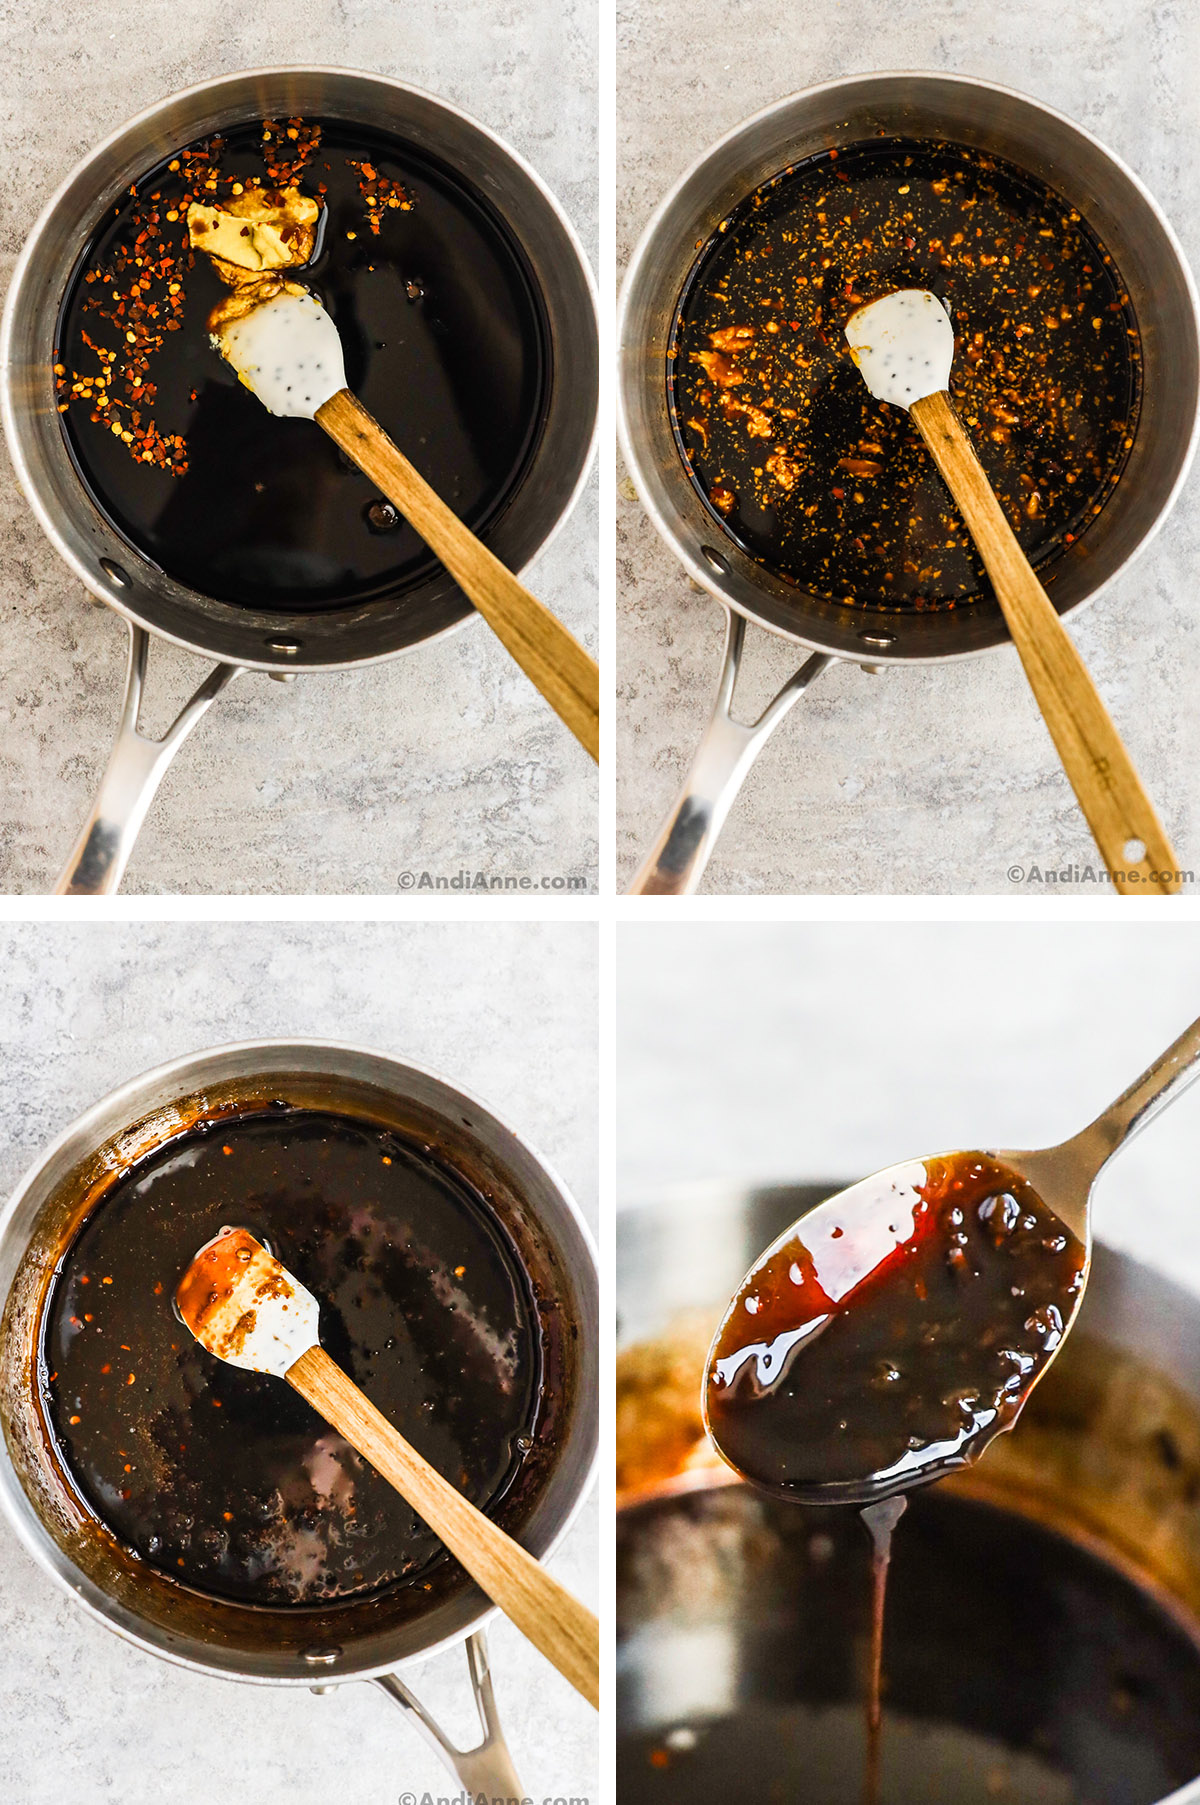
[
  {"left": 286, "top": 1344, "right": 600, "bottom": 1709},
  {"left": 1082, "top": 1012, "right": 1200, "bottom": 1166},
  {"left": 316, "top": 388, "right": 599, "bottom": 762},
  {"left": 908, "top": 390, "right": 1178, "bottom": 894}
]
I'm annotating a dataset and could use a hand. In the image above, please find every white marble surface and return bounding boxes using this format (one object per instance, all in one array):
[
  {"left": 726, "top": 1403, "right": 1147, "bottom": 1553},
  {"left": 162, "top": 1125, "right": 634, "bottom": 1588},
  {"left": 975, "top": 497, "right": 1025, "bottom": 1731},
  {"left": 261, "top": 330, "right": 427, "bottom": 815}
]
[
  {"left": 616, "top": 0, "right": 1200, "bottom": 894},
  {"left": 0, "top": 920, "right": 598, "bottom": 1805},
  {"left": 0, "top": 0, "right": 597, "bottom": 895},
  {"left": 617, "top": 920, "right": 1200, "bottom": 1296}
]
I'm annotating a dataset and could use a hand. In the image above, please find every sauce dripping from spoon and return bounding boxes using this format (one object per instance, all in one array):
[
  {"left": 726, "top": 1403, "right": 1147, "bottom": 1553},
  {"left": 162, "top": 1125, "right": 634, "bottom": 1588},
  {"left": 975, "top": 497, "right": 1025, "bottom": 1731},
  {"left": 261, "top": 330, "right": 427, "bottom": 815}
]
[
  {"left": 704, "top": 1152, "right": 1086, "bottom": 1801},
  {"left": 861, "top": 1494, "right": 908, "bottom": 1805}
]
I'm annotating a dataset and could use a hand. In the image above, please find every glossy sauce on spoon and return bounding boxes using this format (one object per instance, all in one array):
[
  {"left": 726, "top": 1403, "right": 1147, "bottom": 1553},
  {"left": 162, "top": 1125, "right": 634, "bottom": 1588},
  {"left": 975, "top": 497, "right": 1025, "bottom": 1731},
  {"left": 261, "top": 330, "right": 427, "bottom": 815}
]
[
  {"left": 706, "top": 1154, "right": 1086, "bottom": 1803},
  {"left": 704, "top": 1152, "right": 1087, "bottom": 1504}
]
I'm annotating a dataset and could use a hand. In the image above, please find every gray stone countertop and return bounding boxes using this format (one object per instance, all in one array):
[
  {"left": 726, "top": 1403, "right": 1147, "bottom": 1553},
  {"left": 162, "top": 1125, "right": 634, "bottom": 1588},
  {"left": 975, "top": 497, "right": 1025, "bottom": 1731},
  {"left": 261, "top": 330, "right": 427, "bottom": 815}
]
[
  {"left": 616, "top": 1, "right": 1200, "bottom": 894},
  {"left": 0, "top": 0, "right": 598, "bottom": 895},
  {"left": 0, "top": 919, "right": 598, "bottom": 1805}
]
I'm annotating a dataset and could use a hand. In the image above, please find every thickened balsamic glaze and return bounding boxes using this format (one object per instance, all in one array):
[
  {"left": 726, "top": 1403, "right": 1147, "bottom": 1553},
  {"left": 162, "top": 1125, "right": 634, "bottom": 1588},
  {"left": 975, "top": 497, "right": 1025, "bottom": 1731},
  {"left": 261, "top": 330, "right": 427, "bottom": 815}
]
[
  {"left": 41, "top": 1106, "right": 542, "bottom": 1606},
  {"left": 56, "top": 119, "right": 549, "bottom": 610},
  {"left": 670, "top": 138, "right": 1141, "bottom": 610},
  {"left": 705, "top": 1154, "right": 1086, "bottom": 1502}
]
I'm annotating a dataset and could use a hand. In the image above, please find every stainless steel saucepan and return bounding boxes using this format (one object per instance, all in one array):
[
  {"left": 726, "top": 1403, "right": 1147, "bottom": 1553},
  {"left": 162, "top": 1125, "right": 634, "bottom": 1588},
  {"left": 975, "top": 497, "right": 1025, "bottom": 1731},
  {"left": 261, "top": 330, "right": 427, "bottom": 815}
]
[
  {"left": 1, "top": 67, "right": 599, "bottom": 894},
  {"left": 0, "top": 1040, "right": 598, "bottom": 1793},
  {"left": 618, "top": 73, "right": 1200, "bottom": 894}
]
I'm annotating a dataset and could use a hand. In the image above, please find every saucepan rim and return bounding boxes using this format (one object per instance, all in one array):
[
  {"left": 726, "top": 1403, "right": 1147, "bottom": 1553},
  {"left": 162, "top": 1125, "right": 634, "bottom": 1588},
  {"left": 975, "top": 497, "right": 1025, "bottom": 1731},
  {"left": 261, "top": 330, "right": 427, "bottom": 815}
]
[
  {"left": 0, "top": 64, "right": 599, "bottom": 674},
  {"left": 616, "top": 68, "right": 1200, "bottom": 664},
  {"left": 0, "top": 1036, "right": 598, "bottom": 1685}
]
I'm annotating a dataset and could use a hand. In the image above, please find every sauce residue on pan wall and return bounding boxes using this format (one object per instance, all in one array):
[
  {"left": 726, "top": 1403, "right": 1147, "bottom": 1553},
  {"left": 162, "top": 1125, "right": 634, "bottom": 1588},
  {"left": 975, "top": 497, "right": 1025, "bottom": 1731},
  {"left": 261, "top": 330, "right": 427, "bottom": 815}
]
[
  {"left": 669, "top": 139, "right": 1142, "bottom": 611},
  {"left": 705, "top": 1153, "right": 1086, "bottom": 1501},
  {"left": 39, "top": 1105, "right": 543, "bottom": 1607},
  {"left": 55, "top": 117, "right": 550, "bottom": 610}
]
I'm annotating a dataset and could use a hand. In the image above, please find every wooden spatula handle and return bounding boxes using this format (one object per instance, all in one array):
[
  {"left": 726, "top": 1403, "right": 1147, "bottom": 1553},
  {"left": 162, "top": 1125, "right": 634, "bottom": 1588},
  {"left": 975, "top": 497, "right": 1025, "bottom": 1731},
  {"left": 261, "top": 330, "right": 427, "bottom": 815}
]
[
  {"left": 909, "top": 390, "right": 1179, "bottom": 895},
  {"left": 286, "top": 1344, "right": 599, "bottom": 1709},
  {"left": 316, "top": 388, "right": 599, "bottom": 762}
]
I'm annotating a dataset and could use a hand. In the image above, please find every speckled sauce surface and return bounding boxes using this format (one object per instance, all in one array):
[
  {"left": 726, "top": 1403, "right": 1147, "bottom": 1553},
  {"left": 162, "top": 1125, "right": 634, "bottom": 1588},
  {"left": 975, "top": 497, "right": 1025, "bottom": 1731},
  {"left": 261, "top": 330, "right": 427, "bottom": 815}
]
[
  {"left": 0, "top": 919, "right": 598, "bottom": 1805},
  {"left": 43, "top": 1107, "right": 542, "bottom": 1605},
  {"left": 57, "top": 118, "right": 550, "bottom": 608},
  {"left": 670, "top": 140, "right": 1139, "bottom": 610},
  {"left": 0, "top": 0, "right": 597, "bottom": 896},
  {"left": 617, "top": 0, "right": 1200, "bottom": 896}
]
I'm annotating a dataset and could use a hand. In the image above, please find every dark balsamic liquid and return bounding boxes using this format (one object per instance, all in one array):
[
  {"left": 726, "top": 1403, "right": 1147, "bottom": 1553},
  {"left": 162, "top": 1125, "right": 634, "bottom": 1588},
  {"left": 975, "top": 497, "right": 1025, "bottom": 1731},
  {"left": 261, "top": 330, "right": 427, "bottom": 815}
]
[
  {"left": 56, "top": 120, "right": 549, "bottom": 610},
  {"left": 617, "top": 1486, "right": 1200, "bottom": 1804},
  {"left": 705, "top": 1155, "right": 1086, "bottom": 1502},
  {"left": 41, "top": 1107, "right": 542, "bottom": 1606},
  {"left": 669, "top": 138, "right": 1141, "bottom": 611}
]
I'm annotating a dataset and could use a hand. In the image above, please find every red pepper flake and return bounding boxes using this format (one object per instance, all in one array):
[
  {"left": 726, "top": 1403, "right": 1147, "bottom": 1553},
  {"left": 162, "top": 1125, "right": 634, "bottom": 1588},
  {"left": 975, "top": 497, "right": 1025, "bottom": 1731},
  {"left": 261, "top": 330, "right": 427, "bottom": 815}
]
[
  {"left": 62, "top": 115, "right": 414, "bottom": 482},
  {"left": 348, "top": 156, "right": 414, "bottom": 233}
]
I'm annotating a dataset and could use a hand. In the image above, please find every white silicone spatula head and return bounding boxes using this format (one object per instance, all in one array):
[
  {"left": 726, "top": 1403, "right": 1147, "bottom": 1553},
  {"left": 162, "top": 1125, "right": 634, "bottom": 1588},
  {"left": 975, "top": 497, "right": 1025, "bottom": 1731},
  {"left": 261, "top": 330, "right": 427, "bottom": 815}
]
[
  {"left": 187, "top": 190, "right": 345, "bottom": 418},
  {"left": 175, "top": 1226, "right": 320, "bottom": 1375},
  {"left": 844, "top": 288, "right": 956, "bottom": 409},
  {"left": 216, "top": 290, "right": 348, "bottom": 419}
]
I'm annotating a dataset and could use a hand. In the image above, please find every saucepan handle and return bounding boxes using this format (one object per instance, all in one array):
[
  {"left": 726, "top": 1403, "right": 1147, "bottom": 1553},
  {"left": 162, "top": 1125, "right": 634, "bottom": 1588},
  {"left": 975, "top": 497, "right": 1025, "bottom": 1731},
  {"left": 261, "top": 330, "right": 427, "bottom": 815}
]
[
  {"left": 55, "top": 619, "right": 243, "bottom": 896},
  {"left": 373, "top": 1628, "right": 524, "bottom": 1795},
  {"left": 629, "top": 607, "right": 833, "bottom": 895}
]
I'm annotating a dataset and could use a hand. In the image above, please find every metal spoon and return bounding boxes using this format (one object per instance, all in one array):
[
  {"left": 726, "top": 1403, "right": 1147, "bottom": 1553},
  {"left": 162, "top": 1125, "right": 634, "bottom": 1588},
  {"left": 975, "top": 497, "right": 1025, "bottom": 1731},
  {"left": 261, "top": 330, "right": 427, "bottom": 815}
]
[
  {"left": 704, "top": 1010, "right": 1200, "bottom": 1504},
  {"left": 845, "top": 287, "right": 1179, "bottom": 894}
]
